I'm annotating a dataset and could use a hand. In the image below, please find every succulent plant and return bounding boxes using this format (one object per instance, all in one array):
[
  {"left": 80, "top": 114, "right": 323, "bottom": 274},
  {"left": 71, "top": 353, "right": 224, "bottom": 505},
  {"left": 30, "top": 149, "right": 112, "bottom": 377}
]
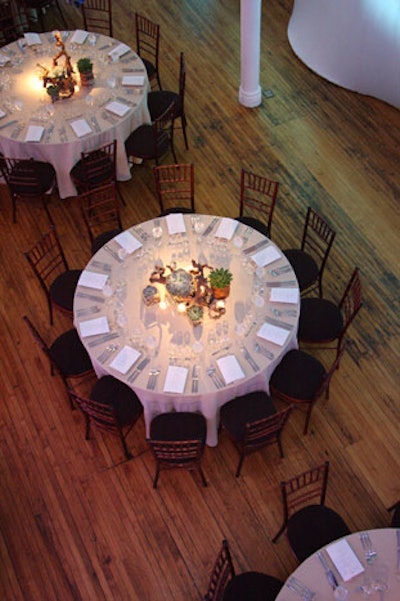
[
  {"left": 76, "top": 57, "right": 93, "bottom": 73},
  {"left": 208, "top": 267, "right": 233, "bottom": 289},
  {"left": 186, "top": 304, "right": 204, "bottom": 322}
]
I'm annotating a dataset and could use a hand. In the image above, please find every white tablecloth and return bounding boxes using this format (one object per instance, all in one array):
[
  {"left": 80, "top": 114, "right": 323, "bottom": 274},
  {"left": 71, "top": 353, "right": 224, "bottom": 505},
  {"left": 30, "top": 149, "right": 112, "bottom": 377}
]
[
  {"left": 0, "top": 30, "right": 150, "bottom": 197},
  {"left": 73, "top": 215, "right": 300, "bottom": 446}
]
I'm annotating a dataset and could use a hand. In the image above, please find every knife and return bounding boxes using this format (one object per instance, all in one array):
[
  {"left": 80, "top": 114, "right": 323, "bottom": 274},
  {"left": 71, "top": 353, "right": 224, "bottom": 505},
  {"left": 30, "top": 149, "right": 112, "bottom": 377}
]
[
  {"left": 243, "top": 239, "right": 270, "bottom": 255},
  {"left": 263, "top": 315, "right": 293, "bottom": 330},
  {"left": 317, "top": 551, "right": 339, "bottom": 590},
  {"left": 127, "top": 356, "right": 150, "bottom": 383},
  {"left": 0, "top": 119, "right": 18, "bottom": 131}
]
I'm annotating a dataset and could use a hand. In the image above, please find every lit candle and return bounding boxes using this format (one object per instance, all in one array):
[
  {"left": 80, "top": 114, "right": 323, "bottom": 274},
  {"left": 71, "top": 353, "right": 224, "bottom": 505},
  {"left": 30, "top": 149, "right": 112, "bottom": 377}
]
[
  {"left": 159, "top": 300, "right": 167, "bottom": 310},
  {"left": 216, "top": 300, "right": 225, "bottom": 310},
  {"left": 177, "top": 302, "right": 186, "bottom": 313}
]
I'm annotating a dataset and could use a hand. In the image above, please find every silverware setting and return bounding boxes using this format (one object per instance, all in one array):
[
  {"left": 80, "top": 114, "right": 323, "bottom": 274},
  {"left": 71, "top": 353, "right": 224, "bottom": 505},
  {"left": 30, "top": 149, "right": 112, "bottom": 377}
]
[
  {"left": 0, "top": 119, "right": 18, "bottom": 130},
  {"left": 134, "top": 224, "right": 149, "bottom": 241},
  {"left": 76, "top": 291, "right": 105, "bottom": 303},
  {"left": 90, "top": 115, "right": 101, "bottom": 133},
  {"left": 202, "top": 217, "right": 218, "bottom": 237},
  {"left": 147, "top": 368, "right": 160, "bottom": 390},
  {"left": 211, "top": 344, "right": 231, "bottom": 356},
  {"left": 254, "top": 342, "right": 275, "bottom": 360},
  {"left": 207, "top": 366, "right": 224, "bottom": 389},
  {"left": 191, "top": 365, "right": 199, "bottom": 393},
  {"left": 11, "top": 124, "right": 24, "bottom": 139},
  {"left": 360, "top": 531, "right": 378, "bottom": 564},
  {"left": 90, "top": 260, "right": 112, "bottom": 273},
  {"left": 240, "top": 345, "right": 259, "bottom": 371},
  {"left": 104, "top": 245, "right": 122, "bottom": 262},
  {"left": 286, "top": 576, "right": 316, "bottom": 600},
  {"left": 97, "top": 343, "right": 118, "bottom": 363},
  {"left": 316, "top": 551, "right": 338, "bottom": 590},
  {"left": 268, "top": 265, "right": 292, "bottom": 277},
  {"left": 271, "top": 308, "right": 297, "bottom": 317},
  {"left": 76, "top": 305, "right": 101, "bottom": 317},
  {"left": 87, "top": 332, "right": 119, "bottom": 348},
  {"left": 243, "top": 239, "right": 269, "bottom": 255},
  {"left": 265, "top": 280, "right": 297, "bottom": 287},
  {"left": 43, "top": 123, "right": 54, "bottom": 142},
  {"left": 263, "top": 315, "right": 293, "bottom": 331},
  {"left": 127, "top": 356, "right": 150, "bottom": 383}
]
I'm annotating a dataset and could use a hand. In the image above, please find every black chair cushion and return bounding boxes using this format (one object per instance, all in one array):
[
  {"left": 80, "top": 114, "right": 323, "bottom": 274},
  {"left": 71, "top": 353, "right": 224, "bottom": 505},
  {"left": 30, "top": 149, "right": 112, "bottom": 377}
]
[
  {"left": 223, "top": 571, "right": 283, "bottom": 601},
  {"left": 12, "top": 160, "right": 56, "bottom": 194},
  {"left": 220, "top": 391, "right": 275, "bottom": 440},
  {"left": 147, "top": 90, "right": 181, "bottom": 121},
  {"left": 125, "top": 124, "right": 170, "bottom": 159},
  {"left": 299, "top": 297, "right": 344, "bottom": 342},
  {"left": 270, "top": 349, "right": 326, "bottom": 400},
  {"left": 283, "top": 249, "right": 319, "bottom": 291},
  {"left": 391, "top": 503, "right": 400, "bottom": 527},
  {"left": 70, "top": 153, "right": 114, "bottom": 187},
  {"left": 287, "top": 504, "right": 351, "bottom": 562},
  {"left": 49, "top": 329, "right": 93, "bottom": 376},
  {"left": 90, "top": 375, "right": 143, "bottom": 425},
  {"left": 159, "top": 207, "right": 194, "bottom": 217},
  {"left": 50, "top": 269, "right": 82, "bottom": 312},
  {"left": 150, "top": 412, "right": 206, "bottom": 442},
  {"left": 92, "top": 229, "right": 122, "bottom": 255},
  {"left": 235, "top": 216, "right": 270, "bottom": 239}
]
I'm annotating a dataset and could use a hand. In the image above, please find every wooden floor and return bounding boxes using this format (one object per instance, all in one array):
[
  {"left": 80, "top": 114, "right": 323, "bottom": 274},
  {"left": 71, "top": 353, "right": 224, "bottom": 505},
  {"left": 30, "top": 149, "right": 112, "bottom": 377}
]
[{"left": 1, "top": 0, "right": 399, "bottom": 599}]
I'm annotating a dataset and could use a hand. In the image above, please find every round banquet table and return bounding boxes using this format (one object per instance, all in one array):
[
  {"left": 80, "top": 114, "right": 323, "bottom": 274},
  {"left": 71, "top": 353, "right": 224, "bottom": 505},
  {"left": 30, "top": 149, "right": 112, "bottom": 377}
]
[
  {"left": 73, "top": 214, "right": 300, "bottom": 447},
  {"left": 276, "top": 528, "right": 399, "bottom": 601},
  {"left": 0, "top": 30, "right": 150, "bottom": 198}
]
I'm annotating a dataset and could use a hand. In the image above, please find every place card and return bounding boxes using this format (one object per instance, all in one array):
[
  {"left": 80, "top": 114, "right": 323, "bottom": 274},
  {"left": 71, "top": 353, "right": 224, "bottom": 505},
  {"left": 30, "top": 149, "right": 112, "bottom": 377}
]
[
  {"left": 24, "top": 32, "right": 42, "bottom": 46},
  {"left": 214, "top": 217, "right": 238, "bottom": 240},
  {"left": 0, "top": 55, "right": 10, "bottom": 67},
  {"left": 166, "top": 213, "right": 186, "bottom": 235},
  {"left": 270, "top": 287, "right": 300, "bottom": 304},
  {"left": 79, "top": 315, "right": 109, "bottom": 338},
  {"left": 257, "top": 322, "right": 290, "bottom": 346},
  {"left": 114, "top": 230, "right": 142, "bottom": 254},
  {"left": 0, "top": 110, "right": 6, "bottom": 119},
  {"left": 251, "top": 245, "right": 281, "bottom": 267},
  {"left": 217, "top": 355, "right": 245, "bottom": 384},
  {"left": 79, "top": 270, "right": 108, "bottom": 290},
  {"left": 109, "top": 345, "right": 141, "bottom": 374},
  {"left": 70, "top": 118, "right": 92, "bottom": 138},
  {"left": 108, "top": 43, "right": 130, "bottom": 59},
  {"left": 25, "top": 125, "right": 44, "bottom": 142},
  {"left": 326, "top": 539, "right": 364, "bottom": 582},
  {"left": 122, "top": 75, "right": 145, "bottom": 86},
  {"left": 163, "top": 365, "right": 188, "bottom": 393},
  {"left": 70, "top": 29, "right": 88, "bottom": 45},
  {"left": 105, "top": 101, "right": 130, "bottom": 117}
]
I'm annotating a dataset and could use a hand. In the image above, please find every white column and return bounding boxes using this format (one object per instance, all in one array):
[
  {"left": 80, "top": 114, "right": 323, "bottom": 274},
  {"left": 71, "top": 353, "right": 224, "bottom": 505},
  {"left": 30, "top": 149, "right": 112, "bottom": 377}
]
[{"left": 239, "top": 0, "right": 262, "bottom": 107}]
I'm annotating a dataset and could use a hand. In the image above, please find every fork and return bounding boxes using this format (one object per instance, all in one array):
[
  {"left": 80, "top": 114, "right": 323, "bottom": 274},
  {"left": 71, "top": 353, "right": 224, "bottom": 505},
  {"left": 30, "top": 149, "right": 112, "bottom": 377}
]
[
  {"left": 147, "top": 368, "right": 160, "bottom": 390},
  {"left": 360, "top": 532, "right": 377, "bottom": 564},
  {"left": 97, "top": 343, "right": 118, "bottom": 363},
  {"left": 271, "top": 308, "right": 298, "bottom": 317},
  {"left": 286, "top": 576, "right": 315, "bottom": 600},
  {"left": 207, "top": 367, "right": 223, "bottom": 389},
  {"left": 254, "top": 342, "right": 275, "bottom": 360},
  {"left": 268, "top": 265, "right": 292, "bottom": 277},
  {"left": 240, "top": 345, "right": 259, "bottom": 371}
]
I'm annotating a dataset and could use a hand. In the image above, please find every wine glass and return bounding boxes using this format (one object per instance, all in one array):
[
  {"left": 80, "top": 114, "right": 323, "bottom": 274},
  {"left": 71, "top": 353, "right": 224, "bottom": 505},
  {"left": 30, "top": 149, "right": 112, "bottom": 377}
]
[{"left": 152, "top": 224, "right": 163, "bottom": 246}]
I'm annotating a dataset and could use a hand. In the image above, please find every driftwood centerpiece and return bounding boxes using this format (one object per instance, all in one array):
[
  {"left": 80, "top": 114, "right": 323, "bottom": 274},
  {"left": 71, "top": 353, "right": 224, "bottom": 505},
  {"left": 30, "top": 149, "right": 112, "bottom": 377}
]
[{"left": 38, "top": 32, "right": 77, "bottom": 101}]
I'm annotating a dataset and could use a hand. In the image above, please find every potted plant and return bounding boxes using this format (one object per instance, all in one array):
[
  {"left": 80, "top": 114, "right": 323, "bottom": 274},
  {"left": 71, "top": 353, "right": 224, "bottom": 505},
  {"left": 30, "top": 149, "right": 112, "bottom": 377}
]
[
  {"left": 208, "top": 267, "right": 233, "bottom": 299},
  {"left": 77, "top": 57, "right": 94, "bottom": 86},
  {"left": 186, "top": 304, "right": 204, "bottom": 326},
  {"left": 46, "top": 84, "right": 60, "bottom": 102}
]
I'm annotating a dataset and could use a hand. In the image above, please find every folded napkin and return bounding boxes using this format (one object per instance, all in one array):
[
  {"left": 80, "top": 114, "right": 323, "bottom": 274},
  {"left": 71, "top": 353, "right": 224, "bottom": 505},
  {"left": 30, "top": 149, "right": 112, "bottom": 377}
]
[
  {"left": 79, "top": 270, "right": 108, "bottom": 290},
  {"left": 70, "top": 29, "right": 88, "bottom": 44},
  {"left": 217, "top": 355, "right": 245, "bottom": 384},
  {"left": 214, "top": 218, "right": 238, "bottom": 240},
  {"left": 270, "top": 287, "right": 300, "bottom": 304},
  {"left": 257, "top": 322, "right": 290, "bottom": 346},
  {"left": 79, "top": 315, "right": 109, "bottom": 337},
  {"left": 105, "top": 101, "right": 130, "bottom": 117},
  {"left": 114, "top": 230, "right": 142, "bottom": 254},
  {"left": 24, "top": 32, "right": 42, "bottom": 45},
  {"left": 166, "top": 213, "right": 186, "bottom": 235},
  {"left": 251, "top": 245, "right": 281, "bottom": 267},
  {"left": 326, "top": 539, "right": 364, "bottom": 582},
  {"left": 122, "top": 75, "right": 145, "bottom": 86},
  {"left": 25, "top": 125, "right": 44, "bottom": 142},
  {"left": 108, "top": 43, "right": 130, "bottom": 59},
  {"left": 0, "top": 56, "right": 10, "bottom": 67},
  {"left": 0, "top": 110, "right": 6, "bottom": 118},
  {"left": 163, "top": 365, "right": 188, "bottom": 393},
  {"left": 70, "top": 118, "right": 92, "bottom": 138},
  {"left": 109, "top": 345, "right": 141, "bottom": 374}
]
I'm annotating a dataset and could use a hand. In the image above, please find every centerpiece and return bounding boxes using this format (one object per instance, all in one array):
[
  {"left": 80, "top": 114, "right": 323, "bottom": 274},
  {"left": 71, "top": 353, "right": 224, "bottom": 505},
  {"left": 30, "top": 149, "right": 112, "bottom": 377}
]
[{"left": 38, "top": 32, "right": 77, "bottom": 101}]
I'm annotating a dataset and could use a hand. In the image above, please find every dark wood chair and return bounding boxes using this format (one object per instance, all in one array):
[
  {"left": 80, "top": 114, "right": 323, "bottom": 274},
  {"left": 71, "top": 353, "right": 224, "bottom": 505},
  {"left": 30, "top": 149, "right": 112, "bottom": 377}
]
[
  {"left": 22, "top": 0, "right": 68, "bottom": 32},
  {"left": 147, "top": 52, "right": 188, "bottom": 149},
  {"left": 204, "top": 539, "right": 283, "bottom": 601},
  {"left": 81, "top": 0, "right": 112, "bottom": 37},
  {"left": 0, "top": 1, "right": 21, "bottom": 45},
  {"left": 68, "top": 376, "right": 143, "bottom": 461},
  {"left": 283, "top": 206, "right": 336, "bottom": 297},
  {"left": 70, "top": 139, "right": 118, "bottom": 193},
  {"left": 153, "top": 163, "right": 194, "bottom": 216},
  {"left": 125, "top": 101, "right": 177, "bottom": 166},
  {"left": 387, "top": 501, "right": 400, "bottom": 527},
  {"left": 0, "top": 156, "right": 56, "bottom": 223},
  {"left": 135, "top": 12, "right": 161, "bottom": 90},
  {"left": 24, "top": 225, "right": 82, "bottom": 325},
  {"left": 235, "top": 169, "right": 279, "bottom": 239},
  {"left": 220, "top": 391, "right": 292, "bottom": 477},
  {"left": 298, "top": 267, "right": 362, "bottom": 361},
  {"left": 23, "top": 315, "right": 93, "bottom": 410},
  {"left": 147, "top": 412, "right": 207, "bottom": 489},
  {"left": 78, "top": 182, "right": 122, "bottom": 255},
  {"left": 269, "top": 346, "right": 345, "bottom": 434},
  {"left": 272, "top": 461, "right": 351, "bottom": 562}
]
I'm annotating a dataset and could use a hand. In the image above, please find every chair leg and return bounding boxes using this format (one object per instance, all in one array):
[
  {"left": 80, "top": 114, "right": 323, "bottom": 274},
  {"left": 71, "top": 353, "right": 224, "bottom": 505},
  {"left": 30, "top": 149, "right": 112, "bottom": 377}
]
[
  {"left": 235, "top": 453, "right": 245, "bottom": 478},
  {"left": 272, "top": 523, "right": 286, "bottom": 543},
  {"left": 119, "top": 433, "right": 133, "bottom": 461},
  {"left": 55, "top": 0, "right": 68, "bottom": 29},
  {"left": 198, "top": 466, "right": 208, "bottom": 487},
  {"left": 303, "top": 402, "right": 313, "bottom": 435},
  {"left": 153, "top": 465, "right": 160, "bottom": 489},
  {"left": 181, "top": 115, "right": 189, "bottom": 150}
]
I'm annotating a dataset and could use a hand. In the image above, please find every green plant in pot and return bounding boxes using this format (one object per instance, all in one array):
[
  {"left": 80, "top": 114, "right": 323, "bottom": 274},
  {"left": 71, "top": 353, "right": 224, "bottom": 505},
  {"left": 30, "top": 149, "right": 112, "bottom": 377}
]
[
  {"left": 186, "top": 304, "right": 204, "bottom": 326},
  {"left": 77, "top": 57, "right": 94, "bottom": 86},
  {"left": 208, "top": 267, "right": 233, "bottom": 299}
]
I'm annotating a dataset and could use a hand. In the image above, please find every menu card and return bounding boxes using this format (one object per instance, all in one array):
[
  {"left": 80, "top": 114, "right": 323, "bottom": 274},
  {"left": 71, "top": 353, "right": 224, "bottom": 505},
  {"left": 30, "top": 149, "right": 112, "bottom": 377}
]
[
  {"left": 122, "top": 75, "right": 145, "bottom": 86},
  {"left": 70, "top": 29, "right": 88, "bottom": 44},
  {"left": 326, "top": 539, "right": 364, "bottom": 582},
  {"left": 25, "top": 125, "right": 44, "bottom": 142},
  {"left": 270, "top": 287, "right": 300, "bottom": 304},
  {"left": 163, "top": 365, "right": 188, "bottom": 393},
  {"left": 251, "top": 245, "right": 281, "bottom": 267},
  {"left": 114, "top": 231, "right": 142, "bottom": 254},
  {"left": 105, "top": 101, "right": 130, "bottom": 117},
  {"left": 217, "top": 355, "right": 245, "bottom": 384},
  {"left": 109, "top": 346, "right": 141, "bottom": 374},
  {"left": 214, "top": 218, "right": 238, "bottom": 240},
  {"left": 257, "top": 322, "right": 290, "bottom": 346},
  {"left": 24, "top": 32, "right": 42, "bottom": 45},
  {"left": 166, "top": 213, "right": 186, "bottom": 235},
  {"left": 70, "top": 118, "right": 92, "bottom": 138},
  {"left": 79, "top": 316, "right": 109, "bottom": 338},
  {"left": 79, "top": 270, "right": 108, "bottom": 290}
]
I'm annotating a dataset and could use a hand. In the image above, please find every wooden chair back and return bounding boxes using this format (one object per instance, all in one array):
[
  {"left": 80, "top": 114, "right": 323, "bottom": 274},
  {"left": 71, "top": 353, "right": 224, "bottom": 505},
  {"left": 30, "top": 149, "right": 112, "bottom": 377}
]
[
  {"left": 78, "top": 182, "right": 122, "bottom": 246},
  {"left": 24, "top": 225, "right": 69, "bottom": 298},
  {"left": 338, "top": 267, "right": 362, "bottom": 347},
  {"left": 204, "top": 539, "right": 235, "bottom": 601},
  {"left": 78, "top": 140, "right": 117, "bottom": 190},
  {"left": 0, "top": 1, "right": 20, "bottom": 45},
  {"left": 135, "top": 12, "right": 161, "bottom": 89},
  {"left": 239, "top": 168, "right": 279, "bottom": 237},
  {"left": 154, "top": 102, "right": 177, "bottom": 164},
  {"left": 147, "top": 438, "right": 206, "bottom": 488},
  {"left": 153, "top": 163, "right": 194, "bottom": 214},
  {"left": 82, "top": 0, "right": 112, "bottom": 36},
  {"left": 301, "top": 206, "right": 336, "bottom": 292}
]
